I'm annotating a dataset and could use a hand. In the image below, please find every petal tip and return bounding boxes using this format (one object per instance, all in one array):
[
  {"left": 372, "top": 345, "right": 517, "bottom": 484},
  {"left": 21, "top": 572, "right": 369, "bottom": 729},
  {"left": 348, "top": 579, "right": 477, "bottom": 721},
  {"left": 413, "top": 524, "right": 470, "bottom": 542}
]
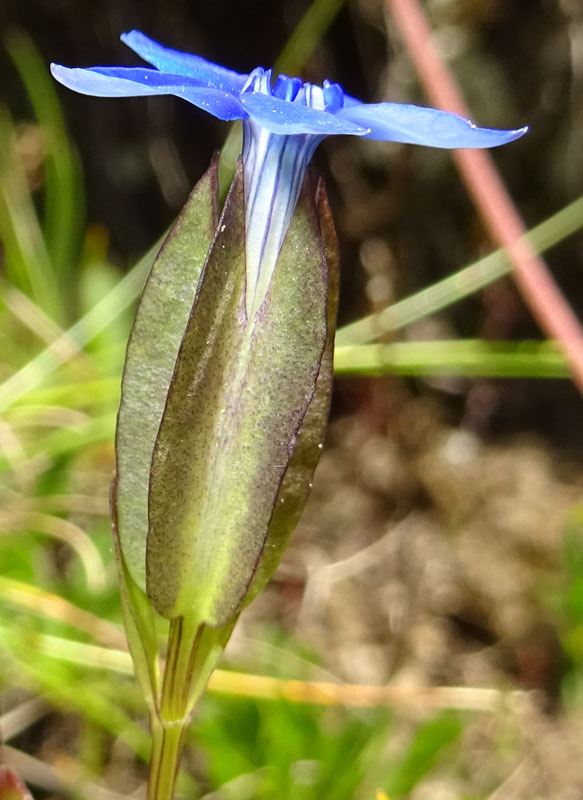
[
  {"left": 120, "top": 29, "right": 142, "bottom": 45},
  {"left": 490, "top": 123, "right": 529, "bottom": 147},
  {"left": 50, "top": 63, "right": 70, "bottom": 85}
]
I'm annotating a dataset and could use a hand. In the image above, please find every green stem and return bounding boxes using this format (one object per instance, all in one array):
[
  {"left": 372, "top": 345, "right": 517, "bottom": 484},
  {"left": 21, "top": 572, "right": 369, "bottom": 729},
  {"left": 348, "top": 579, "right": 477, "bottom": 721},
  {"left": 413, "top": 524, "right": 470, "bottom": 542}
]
[
  {"left": 161, "top": 617, "right": 203, "bottom": 720},
  {"left": 147, "top": 716, "right": 188, "bottom": 800},
  {"left": 146, "top": 617, "right": 199, "bottom": 800},
  {"left": 145, "top": 613, "right": 239, "bottom": 798}
]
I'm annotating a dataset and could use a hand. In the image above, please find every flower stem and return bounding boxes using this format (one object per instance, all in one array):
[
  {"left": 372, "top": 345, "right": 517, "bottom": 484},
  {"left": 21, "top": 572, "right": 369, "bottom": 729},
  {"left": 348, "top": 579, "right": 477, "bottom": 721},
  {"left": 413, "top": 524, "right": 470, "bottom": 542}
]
[
  {"left": 146, "top": 617, "right": 200, "bottom": 800},
  {"left": 146, "top": 614, "right": 237, "bottom": 799},
  {"left": 147, "top": 716, "right": 188, "bottom": 800}
]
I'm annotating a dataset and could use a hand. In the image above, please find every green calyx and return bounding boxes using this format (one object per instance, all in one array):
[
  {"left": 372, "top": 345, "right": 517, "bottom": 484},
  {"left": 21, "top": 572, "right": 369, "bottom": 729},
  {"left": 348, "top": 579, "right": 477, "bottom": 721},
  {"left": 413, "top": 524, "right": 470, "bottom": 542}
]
[{"left": 113, "top": 158, "right": 338, "bottom": 630}]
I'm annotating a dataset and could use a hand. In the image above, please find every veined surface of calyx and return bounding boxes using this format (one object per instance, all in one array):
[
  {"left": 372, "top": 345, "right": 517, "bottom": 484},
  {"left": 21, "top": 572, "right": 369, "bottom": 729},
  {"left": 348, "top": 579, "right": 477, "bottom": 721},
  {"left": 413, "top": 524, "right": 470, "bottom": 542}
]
[{"left": 113, "top": 157, "right": 338, "bottom": 628}]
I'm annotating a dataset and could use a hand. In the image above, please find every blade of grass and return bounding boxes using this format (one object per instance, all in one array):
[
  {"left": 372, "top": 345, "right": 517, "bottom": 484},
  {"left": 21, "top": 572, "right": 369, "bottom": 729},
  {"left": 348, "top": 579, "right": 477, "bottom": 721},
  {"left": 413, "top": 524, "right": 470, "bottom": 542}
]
[
  {"left": 0, "top": 576, "right": 125, "bottom": 649},
  {"left": 0, "top": 277, "right": 79, "bottom": 350},
  {"left": 0, "top": 412, "right": 115, "bottom": 472},
  {"left": 0, "top": 107, "right": 63, "bottom": 320},
  {"left": 334, "top": 339, "right": 569, "bottom": 379},
  {"left": 5, "top": 626, "right": 519, "bottom": 713},
  {"left": 4, "top": 404, "right": 90, "bottom": 426},
  {"left": 0, "top": 629, "right": 150, "bottom": 761},
  {"left": 336, "top": 196, "right": 583, "bottom": 346},
  {"left": 5, "top": 31, "right": 83, "bottom": 293},
  {"left": 0, "top": 242, "right": 157, "bottom": 413},
  {"left": 10, "top": 379, "right": 120, "bottom": 410},
  {"left": 0, "top": 699, "right": 49, "bottom": 743},
  {"left": 0, "top": 510, "right": 106, "bottom": 591},
  {"left": 25, "top": 493, "right": 108, "bottom": 515},
  {"left": 273, "top": 0, "right": 347, "bottom": 75},
  {"left": 383, "top": 711, "right": 463, "bottom": 798}
]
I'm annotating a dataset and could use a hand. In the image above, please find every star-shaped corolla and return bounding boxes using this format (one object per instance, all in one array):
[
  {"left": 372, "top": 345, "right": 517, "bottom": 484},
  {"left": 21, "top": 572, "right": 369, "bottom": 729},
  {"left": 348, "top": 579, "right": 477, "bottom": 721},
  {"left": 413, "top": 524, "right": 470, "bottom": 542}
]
[{"left": 51, "top": 30, "right": 527, "bottom": 316}]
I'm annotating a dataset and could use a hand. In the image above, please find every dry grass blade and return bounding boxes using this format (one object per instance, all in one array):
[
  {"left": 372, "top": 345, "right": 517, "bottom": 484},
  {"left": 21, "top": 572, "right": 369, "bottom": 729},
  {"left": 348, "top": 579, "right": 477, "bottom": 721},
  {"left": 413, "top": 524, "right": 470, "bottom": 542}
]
[
  {"left": 0, "top": 576, "right": 126, "bottom": 649},
  {"left": 0, "top": 698, "right": 49, "bottom": 743},
  {"left": 208, "top": 671, "right": 523, "bottom": 713},
  {"left": 1, "top": 625, "right": 524, "bottom": 714},
  {"left": 1, "top": 745, "right": 139, "bottom": 800}
]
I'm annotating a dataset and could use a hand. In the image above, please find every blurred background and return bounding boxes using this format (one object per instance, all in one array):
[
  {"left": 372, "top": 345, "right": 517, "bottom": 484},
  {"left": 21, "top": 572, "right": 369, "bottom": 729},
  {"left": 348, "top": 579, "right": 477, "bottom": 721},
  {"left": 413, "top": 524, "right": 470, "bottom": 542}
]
[{"left": 1, "top": 0, "right": 583, "bottom": 798}]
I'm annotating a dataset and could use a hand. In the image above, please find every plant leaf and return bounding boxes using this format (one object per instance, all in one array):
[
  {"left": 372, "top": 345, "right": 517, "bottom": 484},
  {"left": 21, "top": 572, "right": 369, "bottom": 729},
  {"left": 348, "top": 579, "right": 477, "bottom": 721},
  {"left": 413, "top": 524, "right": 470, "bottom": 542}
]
[
  {"left": 114, "top": 157, "right": 218, "bottom": 590},
  {"left": 147, "top": 164, "right": 328, "bottom": 625}
]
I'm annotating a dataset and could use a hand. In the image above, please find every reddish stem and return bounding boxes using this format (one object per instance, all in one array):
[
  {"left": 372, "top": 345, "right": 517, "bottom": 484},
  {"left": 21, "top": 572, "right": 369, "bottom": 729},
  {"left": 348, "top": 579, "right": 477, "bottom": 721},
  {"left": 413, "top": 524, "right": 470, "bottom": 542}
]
[{"left": 385, "top": 0, "right": 583, "bottom": 393}]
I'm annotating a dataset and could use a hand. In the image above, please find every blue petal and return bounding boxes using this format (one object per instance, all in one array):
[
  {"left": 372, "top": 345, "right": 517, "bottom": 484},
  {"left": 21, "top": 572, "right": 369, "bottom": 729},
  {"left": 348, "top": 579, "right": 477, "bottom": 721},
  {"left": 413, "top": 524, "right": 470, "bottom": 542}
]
[
  {"left": 338, "top": 102, "right": 528, "bottom": 148},
  {"left": 121, "top": 30, "right": 248, "bottom": 94},
  {"left": 50, "top": 65, "right": 246, "bottom": 120},
  {"left": 240, "top": 93, "right": 369, "bottom": 136}
]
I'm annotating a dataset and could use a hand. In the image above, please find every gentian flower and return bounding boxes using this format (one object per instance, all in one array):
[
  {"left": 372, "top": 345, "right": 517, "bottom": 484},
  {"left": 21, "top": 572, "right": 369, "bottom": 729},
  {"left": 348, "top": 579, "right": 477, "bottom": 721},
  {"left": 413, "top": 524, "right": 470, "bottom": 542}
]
[
  {"left": 51, "top": 36, "right": 529, "bottom": 796},
  {"left": 51, "top": 30, "right": 527, "bottom": 318}
]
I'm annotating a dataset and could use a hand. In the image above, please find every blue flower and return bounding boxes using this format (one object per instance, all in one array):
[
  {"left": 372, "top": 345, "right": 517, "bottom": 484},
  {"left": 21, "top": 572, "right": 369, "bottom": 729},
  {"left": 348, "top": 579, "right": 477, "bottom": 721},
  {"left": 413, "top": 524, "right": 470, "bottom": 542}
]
[{"left": 51, "top": 31, "right": 527, "bottom": 317}]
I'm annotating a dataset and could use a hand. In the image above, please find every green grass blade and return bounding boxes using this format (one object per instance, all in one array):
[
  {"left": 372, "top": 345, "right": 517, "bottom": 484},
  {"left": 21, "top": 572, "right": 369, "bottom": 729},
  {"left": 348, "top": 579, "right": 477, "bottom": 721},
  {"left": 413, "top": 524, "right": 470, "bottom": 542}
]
[
  {"left": 6, "top": 31, "right": 84, "bottom": 293},
  {"left": 8, "top": 378, "right": 119, "bottom": 409},
  {"left": 273, "top": 0, "right": 347, "bottom": 75},
  {"left": 383, "top": 711, "right": 463, "bottom": 797},
  {"left": 0, "top": 239, "right": 158, "bottom": 413},
  {"left": 0, "top": 107, "right": 63, "bottom": 320},
  {"left": 0, "top": 623, "right": 150, "bottom": 760},
  {"left": 0, "top": 412, "right": 115, "bottom": 472},
  {"left": 334, "top": 339, "right": 570, "bottom": 378},
  {"left": 336, "top": 196, "right": 583, "bottom": 346}
]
